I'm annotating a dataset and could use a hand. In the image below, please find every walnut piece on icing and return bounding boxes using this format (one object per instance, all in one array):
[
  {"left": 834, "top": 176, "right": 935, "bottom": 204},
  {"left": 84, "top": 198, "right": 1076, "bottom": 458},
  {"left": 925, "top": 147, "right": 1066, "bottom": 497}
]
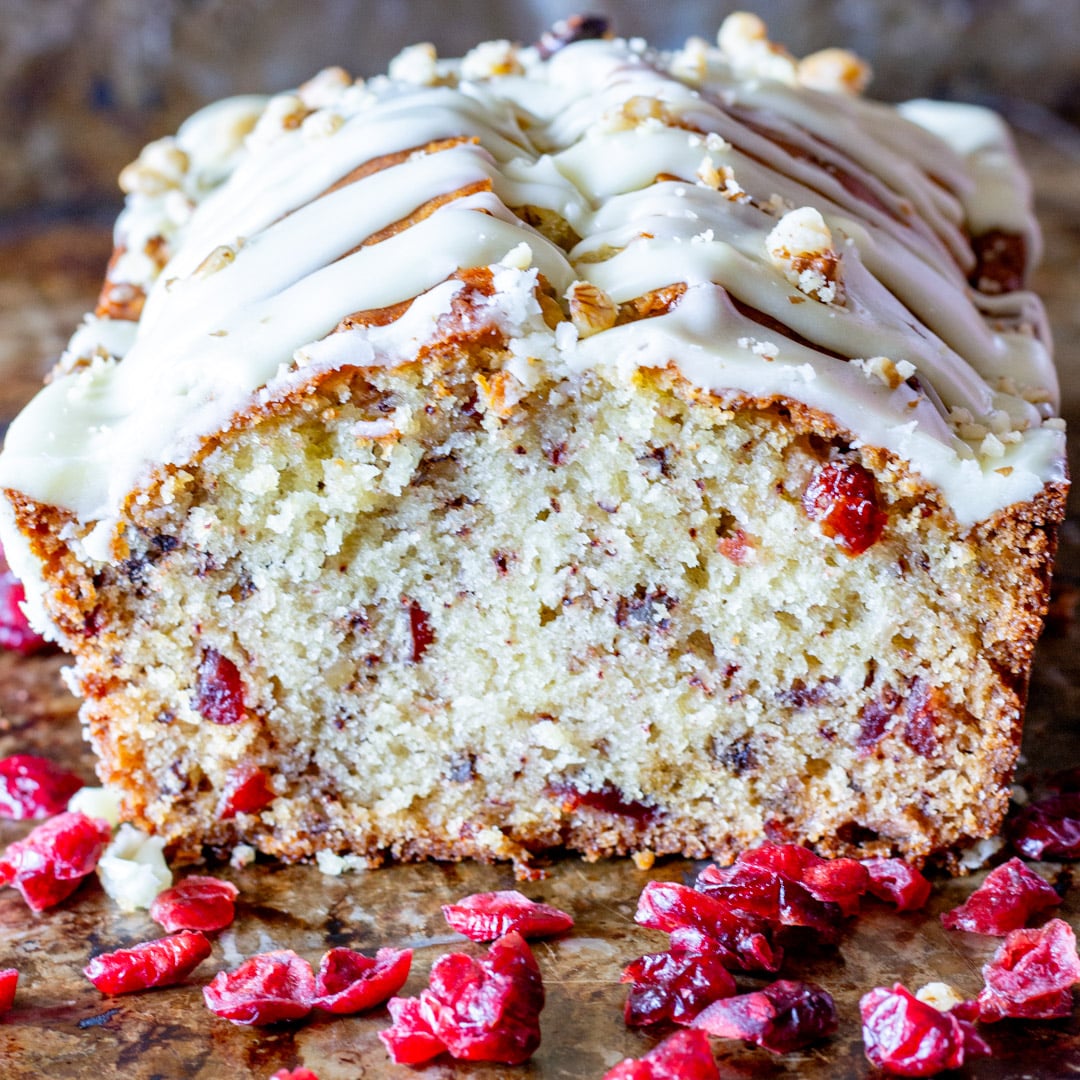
[
  {"left": 461, "top": 39, "right": 524, "bottom": 81},
  {"left": 566, "top": 280, "right": 617, "bottom": 337},
  {"left": 118, "top": 138, "right": 190, "bottom": 196},
  {"left": 388, "top": 42, "right": 440, "bottom": 86},
  {"left": 717, "top": 11, "right": 798, "bottom": 84},
  {"left": 297, "top": 66, "right": 352, "bottom": 109},
  {"left": 797, "top": 48, "right": 872, "bottom": 95},
  {"left": 766, "top": 206, "right": 844, "bottom": 303}
]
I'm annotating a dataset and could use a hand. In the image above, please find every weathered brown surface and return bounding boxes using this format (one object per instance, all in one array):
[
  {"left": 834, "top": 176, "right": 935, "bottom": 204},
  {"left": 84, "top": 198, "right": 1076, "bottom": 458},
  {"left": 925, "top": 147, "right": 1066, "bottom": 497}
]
[{"left": 1, "top": 132, "right": 1080, "bottom": 1077}]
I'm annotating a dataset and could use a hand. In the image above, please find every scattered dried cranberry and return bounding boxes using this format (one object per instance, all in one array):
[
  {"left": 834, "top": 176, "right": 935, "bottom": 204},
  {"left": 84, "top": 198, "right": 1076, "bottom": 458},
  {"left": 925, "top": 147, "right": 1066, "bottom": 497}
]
[
  {"left": 442, "top": 890, "right": 574, "bottom": 942},
  {"left": 218, "top": 764, "right": 275, "bottom": 820},
  {"left": 150, "top": 875, "right": 239, "bottom": 933},
  {"left": 603, "top": 1028, "right": 719, "bottom": 1080},
  {"left": 1007, "top": 792, "right": 1080, "bottom": 860},
  {"left": 407, "top": 600, "right": 435, "bottom": 662},
  {"left": 203, "top": 949, "right": 315, "bottom": 1025},
  {"left": 737, "top": 842, "right": 869, "bottom": 915},
  {"left": 622, "top": 949, "right": 735, "bottom": 1026},
  {"left": 380, "top": 931, "right": 544, "bottom": 1065},
  {"left": 635, "top": 880, "right": 780, "bottom": 972},
  {"left": 0, "top": 968, "right": 17, "bottom": 1013},
  {"left": 802, "top": 460, "right": 886, "bottom": 555},
  {"left": 0, "top": 810, "right": 111, "bottom": 912},
  {"left": 942, "top": 857, "right": 1061, "bottom": 936},
  {"left": 84, "top": 931, "right": 212, "bottom": 995},
  {"left": 977, "top": 918, "right": 1080, "bottom": 1021},
  {"left": 195, "top": 647, "right": 246, "bottom": 725},
  {"left": 0, "top": 570, "right": 48, "bottom": 655},
  {"left": 270, "top": 1070, "right": 320, "bottom": 1080},
  {"left": 312, "top": 947, "right": 412, "bottom": 1014},
  {"left": 0, "top": 754, "right": 85, "bottom": 820},
  {"left": 860, "top": 982, "right": 990, "bottom": 1076},
  {"left": 691, "top": 979, "right": 838, "bottom": 1054},
  {"left": 862, "top": 858, "right": 932, "bottom": 912}
]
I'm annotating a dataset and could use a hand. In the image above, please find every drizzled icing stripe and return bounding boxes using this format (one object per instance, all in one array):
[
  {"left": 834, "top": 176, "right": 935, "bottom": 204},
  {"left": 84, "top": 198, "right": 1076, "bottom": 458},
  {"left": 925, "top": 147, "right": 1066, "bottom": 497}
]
[{"left": 0, "top": 22, "right": 1065, "bottom": 548}]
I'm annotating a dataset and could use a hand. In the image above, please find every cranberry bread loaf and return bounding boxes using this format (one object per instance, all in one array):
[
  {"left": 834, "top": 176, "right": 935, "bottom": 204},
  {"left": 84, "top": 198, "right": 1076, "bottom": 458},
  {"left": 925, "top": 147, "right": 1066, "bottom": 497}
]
[{"left": 0, "top": 14, "right": 1066, "bottom": 872}]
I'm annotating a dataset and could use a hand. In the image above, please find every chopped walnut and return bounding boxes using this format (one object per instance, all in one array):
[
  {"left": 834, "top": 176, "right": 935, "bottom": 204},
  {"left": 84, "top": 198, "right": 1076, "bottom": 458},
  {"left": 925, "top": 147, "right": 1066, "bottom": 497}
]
[
  {"left": 461, "top": 39, "right": 524, "bottom": 80},
  {"left": 248, "top": 93, "right": 311, "bottom": 148},
  {"left": 717, "top": 12, "right": 797, "bottom": 84},
  {"left": 118, "top": 138, "right": 190, "bottom": 197},
  {"left": 566, "top": 281, "right": 617, "bottom": 337},
  {"left": 854, "top": 356, "right": 916, "bottom": 390},
  {"left": 388, "top": 42, "right": 440, "bottom": 86},
  {"left": 797, "top": 48, "right": 872, "bottom": 94},
  {"left": 766, "top": 207, "right": 844, "bottom": 303},
  {"left": 695, "top": 156, "right": 749, "bottom": 202},
  {"left": 915, "top": 982, "right": 967, "bottom": 1013},
  {"left": 670, "top": 36, "right": 711, "bottom": 84},
  {"left": 301, "top": 111, "right": 344, "bottom": 139},
  {"left": 193, "top": 239, "right": 245, "bottom": 280},
  {"left": 298, "top": 66, "right": 352, "bottom": 109},
  {"left": 597, "top": 95, "right": 674, "bottom": 134}
]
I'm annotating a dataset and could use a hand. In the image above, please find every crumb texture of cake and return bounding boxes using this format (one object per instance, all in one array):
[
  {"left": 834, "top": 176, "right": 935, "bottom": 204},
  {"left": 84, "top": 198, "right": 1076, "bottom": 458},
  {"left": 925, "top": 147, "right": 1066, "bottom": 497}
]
[{"left": 0, "top": 13, "right": 1067, "bottom": 871}]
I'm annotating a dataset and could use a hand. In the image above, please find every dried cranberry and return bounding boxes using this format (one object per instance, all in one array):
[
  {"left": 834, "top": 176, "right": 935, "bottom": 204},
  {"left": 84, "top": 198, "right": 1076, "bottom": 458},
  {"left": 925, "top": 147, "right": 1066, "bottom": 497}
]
[
  {"left": 635, "top": 880, "right": 781, "bottom": 972},
  {"left": 0, "top": 968, "right": 17, "bottom": 1013},
  {"left": 270, "top": 1070, "right": 320, "bottom": 1080},
  {"left": 218, "top": 763, "right": 275, "bottom": 820},
  {"left": 691, "top": 979, "right": 838, "bottom": 1053},
  {"left": 862, "top": 858, "right": 932, "bottom": 911},
  {"left": 977, "top": 918, "right": 1080, "bottom": 1021},
  {"left": 203, "top": 949, "right": 315, "bottom": 1025},
  {"left": 603, "top": 1028, "right": 720, "bottom": 1080},
  {"left": 0, "top": 570, "right": 48, "bottom": 655},
  {"left": 84, "top": 931, "right": 212, "bottom": 994},
  {"left": 407, "top": 600, "right": 435, "bottom": 662},
  {"left": 737, "top": 842, "right": 869, "bottom": 915},
  {"left": 312, "top": 947, "right": 412, "bottom": 1014},
  {"left": 0, "top": 754, "right": 85, "bottom": 820},
  {"left": 942, "top": 857, "right": 1060, "bottom": 936},
  {"left": 150, "top": 875, "right": 239, "bottom": 933},
  {"left": 1007, "top": 792, "right": 1080, "bottom": 860},
  {"left": 0, "top": 810, "right": 111, "bottom": 912},
  {"left": 380, "top": 931, "right": 544, "bottom": 1065},
  {"left": 622, "top": 949, "right": 735, "bottom": 1026},
  {"left": 802, "top": 460, "right": 886, "bottom": 555},
  {"left": 381, "top": 996, "right": 446, "bottom": 1065},
  {"left": 860, "top": 982, "right": 989, "bottom": 1076},
  {"left": 442, "top": 890, "right": 574, "bottom": 942},
  {"left": 551, "top": 780, "right": 659, "bottom": 822},
  {"left": 195, "top": 647, "right": 245, "bottom": 725}
]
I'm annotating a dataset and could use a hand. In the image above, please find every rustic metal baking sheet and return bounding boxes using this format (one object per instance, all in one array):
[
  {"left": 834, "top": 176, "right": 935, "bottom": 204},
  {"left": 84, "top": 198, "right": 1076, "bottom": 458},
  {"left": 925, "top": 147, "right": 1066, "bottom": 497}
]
[{"left": 1, "top": 132, "right": 1079, "bottom": 1077}]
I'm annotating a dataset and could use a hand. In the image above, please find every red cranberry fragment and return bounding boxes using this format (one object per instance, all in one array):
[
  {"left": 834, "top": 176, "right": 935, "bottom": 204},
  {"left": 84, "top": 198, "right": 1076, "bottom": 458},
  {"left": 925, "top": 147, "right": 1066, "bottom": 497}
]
[
  {"left": 551, "top": 780, "right": 659, "bottom": 823},
  {"left": 0, "top": 810, "right": 111, "bottom": 912},
  {"left": 0, "top": 968, "right": 17, "bottom": 1013},
  {"left": 380, "top": 931, "right": 544, "bottom": 1065},
  {"left": 203, "top": 949, "right": 315, "bottom": 1025},
  {"left": 860, "top": 983, "right": 990, "bottom": 1076},
  {"left": 622, "top": 949, "right": 735, "bottom": 1026},
  {"left": 738, "top": 842, "right": 869, "bottom": 915},
  {"left": 862, "top": 858, "right": 932, "bottom": 912},
  {"left": 407, "top": 600, "right": 435, "bottom": 662},
  {"left": 84, "top": 931, "right": 212, "bottom": 995},
  {"left": 942, "top": 857, "right": 1060, "bottom": 936},
  {"left": 603, "top": 1028, "right": 720, "bottom": 1080},
  {"left": 312, "top": 947, "right": 412, "bottom": 1014},
  {"left": 270, "top": 1070, "right": 320, "bottom": 1080},
  {"left": 0, "top": 754, "right": 85, "bottom": 820},
  {"left": 0, "top": 570, "right": 48, "bottom": 655},
  {"left": 195, "top": 647, "right": 246, "bottom": 725},
  {"left": 442, "top": 890, "right": 574, "bottom": 942},
  {"left": 691, "top": 978, "right": 838, "bottom": 1053},
  {"left": 1007, "top": 792, "right": 1080, "bottom": 860},
  {"left": 218, "top": 763, "right": 275, "bottom": 820},
  {"left": 977, "top": 918, "right": 1080, "bottom": 1021},
  {"left": 802, "top": 459, "right": 886, "bottom": 555},
  {"left": 150, "top": 875, "right": 239, "bottom": 933},
  {"left": 635, "top": 880, "right": 781, "bottom": 972}
]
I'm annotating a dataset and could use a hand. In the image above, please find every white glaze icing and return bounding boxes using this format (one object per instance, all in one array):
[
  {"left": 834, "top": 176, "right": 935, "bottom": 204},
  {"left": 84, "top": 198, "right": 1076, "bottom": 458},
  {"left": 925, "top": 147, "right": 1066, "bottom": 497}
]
[{"left": 0, "top": 18, "right": 1065, "bottom": 562}]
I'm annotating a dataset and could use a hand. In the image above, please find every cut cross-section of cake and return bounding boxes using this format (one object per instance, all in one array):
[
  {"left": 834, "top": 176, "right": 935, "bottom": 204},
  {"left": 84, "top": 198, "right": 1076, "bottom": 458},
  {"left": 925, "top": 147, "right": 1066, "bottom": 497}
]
[{"left": 0, "top": 13, "right": 1066, "bottom": 873}]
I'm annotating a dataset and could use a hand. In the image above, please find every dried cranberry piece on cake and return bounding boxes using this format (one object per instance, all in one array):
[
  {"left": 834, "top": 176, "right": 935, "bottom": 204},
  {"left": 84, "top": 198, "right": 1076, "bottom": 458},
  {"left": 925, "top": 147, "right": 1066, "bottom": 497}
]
[
  {"left": 0, "top": 968, "right": 17, "bottom": 1013},
  {"left": 150, "top": 875, "right": 239, "bottom": 933},
  {"left": 941, "top": 857, "right": 1060, "bottom": 936},
  {"left": 270, "top": 1070, "right": 320, "bottom": 1080},
  {"left": 203, "top": 950, "right": 315, "bottom": 1025},
  {"left": 217, "top": 763, "right": 275, "bottom": 820},
  {"left": 977, "top": 918, "right": 1080, "bottom": 1021},
  {"left": 691, "top": 979, "right": 838, "bottom": 1053},
  {"left": 0, "top": 811, "right": 112, "bottom": 912},
  {"left": 442, "top": 890, "right": 573, "bottom": 941},
  {"left": 603, "top": 1028, "right": 719, "bottom": 1080},
  {"left": 802, "top": 460, "right": 886, "bottom": 556},
  {"left": 622, "top": 949, "right": 736, "bottom": 1026},
  {"left": 0, "top": 755, "right": 85, "bottom": 820},
  {"left": 84, "top": 932, "right": 212, "bottom": 994},
  {"left": 312, "top": 947, "right": 412, "bottom": 1014}
]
